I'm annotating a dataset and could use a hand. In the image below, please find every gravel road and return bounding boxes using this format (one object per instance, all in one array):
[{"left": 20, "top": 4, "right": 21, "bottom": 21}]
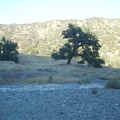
[{"left": 0, "top": 83, "right": 120, "bottom": 120}]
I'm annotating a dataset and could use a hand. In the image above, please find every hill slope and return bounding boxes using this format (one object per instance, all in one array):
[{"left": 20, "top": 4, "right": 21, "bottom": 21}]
[{"left": 0, "top": 17, "right": 120, "bottom": 67}]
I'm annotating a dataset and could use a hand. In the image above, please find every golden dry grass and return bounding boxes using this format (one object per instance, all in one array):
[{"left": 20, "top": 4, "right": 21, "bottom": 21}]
[{"left": 22, "top": 76, "right": 81, "bottom": 84}]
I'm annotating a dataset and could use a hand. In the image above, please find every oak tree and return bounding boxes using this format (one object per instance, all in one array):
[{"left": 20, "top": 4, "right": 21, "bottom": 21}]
[{"left": 51, "top": 23, "right": 105, "bottom": 68}]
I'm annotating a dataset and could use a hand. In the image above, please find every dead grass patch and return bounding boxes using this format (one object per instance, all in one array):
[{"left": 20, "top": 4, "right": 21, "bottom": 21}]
[
  {"left": 99, "top": 76, "right": 120, "bottom": 81},
  {"left": 96, "top": 68, "right": 120, "bottom": 80},
  {"left": 0, "top": 54, "right": 120, "bottom": 85},
  {"left": 21, "top": 76, "right": 81, "bottom": 84},
  {"left": 105, "top": 80, "right": 120, "bottom": 89},
  {"left": 0, "top": 78, "right": 17, "bottom": 85}
]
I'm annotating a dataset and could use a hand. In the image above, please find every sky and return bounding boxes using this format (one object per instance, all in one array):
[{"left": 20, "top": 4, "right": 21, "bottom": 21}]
[{"left": 0, "top": 0, "right": 120, "bottom": 24}]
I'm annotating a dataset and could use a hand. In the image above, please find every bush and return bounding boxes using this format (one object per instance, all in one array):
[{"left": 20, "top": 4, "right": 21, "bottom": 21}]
[
  {"left": 91, "top": 88, "right": 99, "bottom": 94},
  {"left": 0, "top": 37, "right": 19, "bottom": 63},
  {"left": 48, "top": 76, "right": 53, "bottom": 83},
  {"left": 12, "top": 55, "right": 19, "bottom": 63},
  {"left": 105, "top": 80, "right": 120, "bottom": 89}
]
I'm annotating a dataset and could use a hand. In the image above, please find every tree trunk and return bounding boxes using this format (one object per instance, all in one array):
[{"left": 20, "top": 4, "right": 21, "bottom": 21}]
[{"left": 67, "top": 57, "right": 72, "bottom": 64}]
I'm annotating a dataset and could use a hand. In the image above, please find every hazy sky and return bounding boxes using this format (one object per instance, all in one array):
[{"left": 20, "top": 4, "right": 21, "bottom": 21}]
[{"left": 0, "top": 0, "right": 120, "bottom": 24}]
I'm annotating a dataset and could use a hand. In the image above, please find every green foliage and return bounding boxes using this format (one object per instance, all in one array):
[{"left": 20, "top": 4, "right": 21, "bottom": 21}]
[
  {"left": 51, "top": 43, "right": 75, "bottom": 60},
  {"left": 0, "top": 37, "right": 19, "bottom": 63},
  {"left": 77, "top": 60, "right": 85, "bottom": 64},
  {"left": 48, "top": 76, "right": 53, "bottom": 83},
  {"left": 91, "top": 88, "right": 99, "bottom": 94},
  {"left": 81, "top": 46, "right": 105, "bottom": 67},
  {"left": 51, "top": 23, "right": 105, "bottom": 67},
  {"left": 105, "top": 80, "right": 120, "bottom": 89}
]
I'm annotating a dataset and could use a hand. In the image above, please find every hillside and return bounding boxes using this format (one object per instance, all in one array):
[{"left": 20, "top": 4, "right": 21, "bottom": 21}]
[
  {"left": 0, "top": 28, "right": 120, "bottom": 119},
  {"left": 0, "top": 17, "right": 120, "bottom": 67}
]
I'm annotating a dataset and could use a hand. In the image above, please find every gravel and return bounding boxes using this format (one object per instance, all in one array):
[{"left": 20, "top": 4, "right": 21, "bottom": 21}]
[{"left": 0, "top": 83, "right": 120, "bottom": 120}]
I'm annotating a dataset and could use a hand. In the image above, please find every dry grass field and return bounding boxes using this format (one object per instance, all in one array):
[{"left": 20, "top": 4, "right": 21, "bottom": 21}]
[{"left": 0, "top": 54, "right": 120, "bottom": 85}]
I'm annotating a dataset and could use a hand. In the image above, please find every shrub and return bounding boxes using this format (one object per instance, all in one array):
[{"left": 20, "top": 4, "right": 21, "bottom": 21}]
[
  {"left": 91, "top": 88, "right": 99, "bottom": 94},
  {"left": 0, "top": 37, "right": 19, "bottom": 63},
  {"left": 48, "top": 76, "right": 53, "bottom": 83},
  {"left": 105, "top": 80, "right": 120, "bottom": 89},
  {"left": 12, "top": 55, "right": 19, "bottom": 63}
]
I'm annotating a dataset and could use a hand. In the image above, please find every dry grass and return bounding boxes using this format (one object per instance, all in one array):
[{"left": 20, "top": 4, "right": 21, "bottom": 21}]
[
  {"left": 96, "top": 68, "right": 120, "bottom": 80},
  {"left": 105, "top": 80, "right": 120, "bottom": 89},
  {"left": 0, "top": 54, "right": 120, "bottom": 84},
  {"left": 0, "top": 77, "right": 17, "bottom": 85},
  {"left": 0, "top": 61, "right": 30, "bottom": 72},
  {"left": 22, "top": 76, "right": 81, "bottom": 84}
]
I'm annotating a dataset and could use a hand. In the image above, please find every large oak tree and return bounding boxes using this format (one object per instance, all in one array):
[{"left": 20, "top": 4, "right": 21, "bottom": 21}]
[{"left": 51, "top": 23, "right": 105, "bottom": 68}]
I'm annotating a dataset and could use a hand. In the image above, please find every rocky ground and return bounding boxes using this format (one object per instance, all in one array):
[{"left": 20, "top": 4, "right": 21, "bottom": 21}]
[{"left": 0, "top": 83, "right": 120, "bottom": 120}]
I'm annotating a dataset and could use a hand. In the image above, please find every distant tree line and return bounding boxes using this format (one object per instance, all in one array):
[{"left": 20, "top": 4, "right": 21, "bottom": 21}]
[{"left": 0, "top": 37, "right": 19, "bottom": 63}]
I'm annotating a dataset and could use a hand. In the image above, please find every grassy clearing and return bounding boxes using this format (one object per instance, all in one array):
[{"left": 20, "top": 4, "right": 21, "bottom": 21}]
[{"left": 0, "top": 54, "right": 120, "bottom": 85}]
